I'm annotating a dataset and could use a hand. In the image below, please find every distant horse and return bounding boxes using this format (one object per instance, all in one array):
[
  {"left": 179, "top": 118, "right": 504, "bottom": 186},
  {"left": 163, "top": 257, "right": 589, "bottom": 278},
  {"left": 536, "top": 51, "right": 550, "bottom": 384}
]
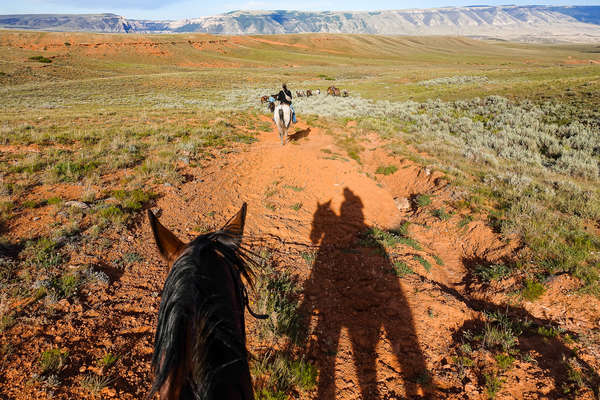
[
  {"left": 306, "top": 89, "right": 312, "bottom": 97},
  {"left": 342, "top": 90, "right": 349, "bottom": 97},
  {"left": 148, "top": 203, "right": 265, "bottom": 400},
  {"left": 260, "top": 95, "right": 269, "bottom": 103},
  {"left": 315, "top": 89, "right": 321, "bottom": 95},
  {"left": 274, "top": 103, "right": 292, "bottom": 145},
  {"left": 327, "top": 86, "right": 341, "bottom": 97},
  {"left": 296, "top": 90, "right": 305, "bottom": 98}
]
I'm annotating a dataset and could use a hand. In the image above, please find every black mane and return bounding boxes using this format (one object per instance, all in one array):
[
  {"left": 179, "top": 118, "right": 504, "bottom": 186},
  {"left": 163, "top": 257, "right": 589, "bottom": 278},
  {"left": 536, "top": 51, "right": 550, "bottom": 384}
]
[{"left": 150, "top": 229, "right": 256, "bottom": 400}]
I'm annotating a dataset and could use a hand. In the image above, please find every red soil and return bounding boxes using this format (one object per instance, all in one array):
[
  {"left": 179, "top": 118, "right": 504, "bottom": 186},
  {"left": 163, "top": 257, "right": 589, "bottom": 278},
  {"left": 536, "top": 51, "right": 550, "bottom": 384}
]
[{"left": 1, "top": 120, "right": 599, "bottom": 399}]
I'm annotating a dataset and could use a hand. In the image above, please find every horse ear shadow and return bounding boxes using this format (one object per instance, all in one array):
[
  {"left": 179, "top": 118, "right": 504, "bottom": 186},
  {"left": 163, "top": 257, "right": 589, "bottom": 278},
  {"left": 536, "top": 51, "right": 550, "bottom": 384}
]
[
  {"left": 148, "top": 209, "right": 185, "bottom": 264},
  {"left": 221, "top": 203, "right": 247, "bottom": 239}
]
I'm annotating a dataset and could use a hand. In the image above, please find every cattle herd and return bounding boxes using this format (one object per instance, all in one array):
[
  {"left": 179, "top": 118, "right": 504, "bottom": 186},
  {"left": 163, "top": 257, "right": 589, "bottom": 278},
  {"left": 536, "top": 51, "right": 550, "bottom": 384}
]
[{"left": 260, "top": 86, "right": 348, "bottom": 104}]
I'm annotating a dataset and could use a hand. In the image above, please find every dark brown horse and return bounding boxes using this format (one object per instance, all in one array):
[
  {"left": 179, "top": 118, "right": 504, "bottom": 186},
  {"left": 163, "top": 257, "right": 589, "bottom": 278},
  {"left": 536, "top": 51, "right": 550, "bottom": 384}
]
[
  {"left": 306, "top": 89, "right": 312, "bottom": 97},
  {"left": 148, "top": 203, "right": 262, "bottom": 400},
  {"left": 260, "top": 95, "right": 269, "bottom": 104}
]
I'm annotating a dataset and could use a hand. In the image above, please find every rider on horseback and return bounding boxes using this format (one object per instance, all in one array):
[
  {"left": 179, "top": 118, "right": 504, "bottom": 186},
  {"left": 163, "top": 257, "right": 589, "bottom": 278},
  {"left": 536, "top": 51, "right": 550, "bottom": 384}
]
[{"left": 271, "top": 83, "right": 296, "bottom": 123}]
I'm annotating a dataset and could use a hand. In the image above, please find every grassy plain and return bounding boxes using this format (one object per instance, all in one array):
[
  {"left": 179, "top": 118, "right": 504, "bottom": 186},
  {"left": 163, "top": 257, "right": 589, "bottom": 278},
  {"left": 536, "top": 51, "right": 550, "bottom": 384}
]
[{"left": 1, "top": 30, "right": 600, "bottom": 399}]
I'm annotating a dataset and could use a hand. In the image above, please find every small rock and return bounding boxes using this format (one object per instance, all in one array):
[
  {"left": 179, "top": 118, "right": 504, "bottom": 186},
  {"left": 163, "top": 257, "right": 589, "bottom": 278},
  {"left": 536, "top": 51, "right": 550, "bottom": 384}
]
[
  {"left": 79, "top": 366, "right": 87, "bottom": 373},
  {"left": 65, "top": 200, "right": 89, "bottom": 209},
  {"left": 394, "top": 197, "right": 411, "bottom": 210},
  {"left": 32, "top": 216, "right": 41, "bottom": 221},
  {"left": 71, "top": 303, "right": 83, "bottom": 313},
  {"left": 424, "top": 168, "right": 432, "bottom": 176},
  {"left": 85, "top": 309, "right": 100, "bottom": 318},
  {"left": 163, "top": 182, "right": 173, "bottom": 187},
  {"left": 179, "top": 157, "right": 190, "bottom": 165},
  {"left": 101, "top": 387, "right": 116, "bottom": 397},
  {"left": 150, "top": 207, "right": 162, "bottom": 217},
  {"left": 464, "top": 383, "right": 477, "bottom": 393}
]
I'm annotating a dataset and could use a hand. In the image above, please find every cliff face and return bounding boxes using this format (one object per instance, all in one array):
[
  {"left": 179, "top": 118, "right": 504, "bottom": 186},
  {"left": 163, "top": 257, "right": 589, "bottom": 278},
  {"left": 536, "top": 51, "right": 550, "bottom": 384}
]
[
  {"left": 0, "top": 13, "right": 133, "bottom": 33},
  {"left": 2, "top": 6, "right": 600, "bottom": 43}
]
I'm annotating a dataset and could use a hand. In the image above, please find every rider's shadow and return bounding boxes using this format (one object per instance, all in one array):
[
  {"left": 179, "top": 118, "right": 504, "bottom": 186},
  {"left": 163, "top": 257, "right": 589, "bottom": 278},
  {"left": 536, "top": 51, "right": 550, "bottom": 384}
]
[{"left": 299, "top": 188, "right": 428, "bottom": 399}]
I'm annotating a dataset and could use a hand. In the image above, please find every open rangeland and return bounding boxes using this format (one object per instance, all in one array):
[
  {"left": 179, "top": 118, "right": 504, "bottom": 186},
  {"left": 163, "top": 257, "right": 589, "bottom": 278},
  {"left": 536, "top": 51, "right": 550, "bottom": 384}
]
[{"left": 1, "top": 31, "right": 600, "bottom": 399}]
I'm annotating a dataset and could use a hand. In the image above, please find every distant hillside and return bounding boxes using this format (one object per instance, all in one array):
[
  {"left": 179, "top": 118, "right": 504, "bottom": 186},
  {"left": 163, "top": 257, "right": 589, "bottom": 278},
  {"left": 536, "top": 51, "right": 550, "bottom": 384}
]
[
  {"left": 0, "top": 13, "right": 133, "bottom": 33},
  {"left": 2, "top": 6, "right": 600, "bottom": 43}
]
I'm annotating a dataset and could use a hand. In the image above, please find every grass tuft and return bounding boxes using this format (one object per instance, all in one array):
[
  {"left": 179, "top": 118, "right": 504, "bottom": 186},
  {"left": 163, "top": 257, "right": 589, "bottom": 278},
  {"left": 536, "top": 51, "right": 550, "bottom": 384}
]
[
  {"left": 375, "top": 165, "right": 398, "bottom": 175},
  {"left": 40, "top": 348, "right": 68, "bottom": 375}
]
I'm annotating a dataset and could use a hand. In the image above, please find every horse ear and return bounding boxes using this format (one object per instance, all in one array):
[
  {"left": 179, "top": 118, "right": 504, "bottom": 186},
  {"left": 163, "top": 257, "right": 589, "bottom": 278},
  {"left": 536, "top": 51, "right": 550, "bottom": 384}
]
[
  {"left": 221, "top": 203, "right": 247, "bottom": 240},
  {"left": 148, "top": 210, "right": 185, "bottom": 263}
]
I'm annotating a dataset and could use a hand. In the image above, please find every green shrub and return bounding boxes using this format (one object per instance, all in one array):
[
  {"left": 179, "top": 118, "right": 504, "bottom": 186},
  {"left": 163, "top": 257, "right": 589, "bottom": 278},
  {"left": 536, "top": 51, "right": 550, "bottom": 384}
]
[
  {"left": 255, "top": 262, "right": 302, "bottom": 342},
  {"left": 482, "top": 323, "right": 517, "bottom": 352},
  {"left": 484, "top": 372, "right": 503, "bottom": 399},
  {"left": 283, "top": 185, "right": 304, "bottom": 192},
  {"left": 301, "top": 252, "right": 315, "bottom": 266},
  {"left": 98, "top": 352, "right": 118, "bottom": 369},
  {"left": 81, "top": 373, "right": 113, "bottom": 395},
  {"left": 415, "top": 194, "right": 432, "bottom": 208},
  {"left": 46, "top": 272, "right": 81, "bottom": 300},
  {"left": 475, "top": 264, "right": 510, "bottom": 282},
  {"left": 495, "top": 353, "right": 515, "bottom": 370},
  {"left": 0, "top": 313, "right": 16, "bottom": 332},
  {"left": 98, "top": 206, "right": 124, "bottom": 223},
  {"left": 50, "top": 160, "right": 99, "bottom": 182},
  {"left": 40, "top": 348, "right": 68, "bottom": 374},
  {"left": 457, "top": 215, "right": 474, "bottom": 228},
  {"left": 433, "top": 254, "right": 444, "bottom": 266},
  {"left": 375, "top": 165, "right": 398, "bottom": 175},
  {"left": 360, "top": 226, "right": 421, "bottom": 250},
  {"left": 252, "top": 353, "right": 316, "bottom": 397},
  {"left": 47, "top": 197, "right": 62, "bottom": 205},
  {"left": 521, "top": 279, "right": 546, "bottom": 301},
  {"left": 393, "top": 261, "right": 413, "bottom": 276},
  {"left": 25, "top": 237, "right": 62, "bottom": 270},
  {"left": 432, "top": 208, "right": 452, "bottom": 221},
  {"left": 111, "top": 189, "right": 155, "bottom": 211},
  {"left": 413, "top": 255, "right": 432, "bottom": 272},
  {"left": 290, "top": 359, "right": 317, "bottom": 390},
  {"left": 537, "top": 325, "right": 559, "bottom": 339},
  {"left": 29, "top": 56, "right": 52, "bottom": 63}
]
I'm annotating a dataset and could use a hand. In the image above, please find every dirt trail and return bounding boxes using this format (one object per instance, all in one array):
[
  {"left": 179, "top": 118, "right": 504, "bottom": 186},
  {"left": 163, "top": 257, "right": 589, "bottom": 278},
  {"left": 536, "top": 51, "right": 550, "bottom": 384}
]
[
  {"left": 156, "top": 119, "right": 599, "bottom": 400},
  {"left": 3, "top": 118, "right": 599, "bottom": 400},
  {"left": 147, "top": 120, "right": 519, "bottom": 399},
  {"left": 125, "top": 119, "right": 599, "bottom": 399}
]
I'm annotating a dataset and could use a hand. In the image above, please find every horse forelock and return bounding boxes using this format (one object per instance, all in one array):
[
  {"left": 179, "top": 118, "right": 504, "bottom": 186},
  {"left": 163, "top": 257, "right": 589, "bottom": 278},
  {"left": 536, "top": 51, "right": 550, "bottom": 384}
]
[{"left": 151, "top": 234, "right": 254, "bottom": 400}]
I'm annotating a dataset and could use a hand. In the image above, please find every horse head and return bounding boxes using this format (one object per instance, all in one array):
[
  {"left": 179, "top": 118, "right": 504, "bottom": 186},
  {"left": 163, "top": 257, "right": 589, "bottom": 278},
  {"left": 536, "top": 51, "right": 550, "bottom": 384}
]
[{"left": 148, "top": 204, "right": 255, "bottom": 400}]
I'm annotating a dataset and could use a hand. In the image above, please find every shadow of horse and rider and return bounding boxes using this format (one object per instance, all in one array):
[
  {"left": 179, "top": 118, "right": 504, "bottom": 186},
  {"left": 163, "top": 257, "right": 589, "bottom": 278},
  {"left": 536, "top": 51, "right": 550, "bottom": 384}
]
[
  {"left": 144, "top": 185, "right": 598, "bottom": 399},
  {"left": 299, "top": 188, "right": 428, "bottom": 399},
  {"left": 299, "top": 188, "right": 600, "bottom": 399}
]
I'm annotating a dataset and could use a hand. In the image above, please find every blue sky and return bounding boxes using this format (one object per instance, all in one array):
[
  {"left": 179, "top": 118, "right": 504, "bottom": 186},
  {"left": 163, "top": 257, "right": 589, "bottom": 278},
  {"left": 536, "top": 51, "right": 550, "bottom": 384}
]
[{"left": 1, "top": 0, "right": 599, "bottom": 20}]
